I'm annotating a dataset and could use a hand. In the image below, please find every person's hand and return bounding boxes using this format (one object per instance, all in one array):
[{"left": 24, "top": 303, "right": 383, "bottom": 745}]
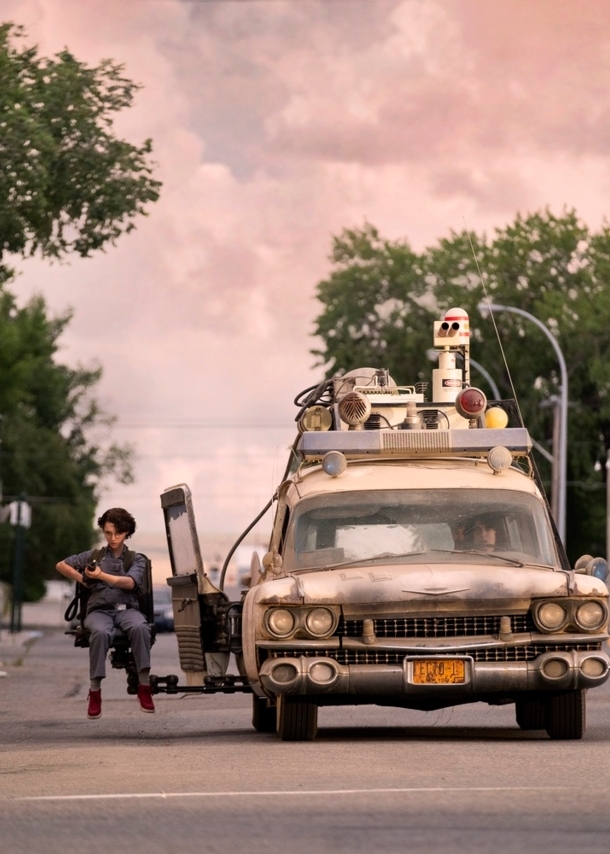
[{"left": 84, "top": 564, "right": 102, "bottom": 580}]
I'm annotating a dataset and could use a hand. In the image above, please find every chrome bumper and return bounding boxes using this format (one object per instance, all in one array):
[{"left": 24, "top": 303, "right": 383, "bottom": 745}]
[{"left": 258, "top": 649, "right": 610, "bottom": 697}]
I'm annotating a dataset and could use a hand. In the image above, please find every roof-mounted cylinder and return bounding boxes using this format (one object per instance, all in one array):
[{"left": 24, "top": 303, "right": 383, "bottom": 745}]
[{"left": 432, "top": 308, "right": 470, "bottom": 402}]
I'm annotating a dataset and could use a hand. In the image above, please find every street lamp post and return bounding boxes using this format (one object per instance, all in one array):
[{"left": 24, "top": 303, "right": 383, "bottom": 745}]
[
  {"left": 477, "top": 302, "right": 568, "bottom": 544},
  {"left": 473, "top": 356, "right": 555, "bottom": 468}
]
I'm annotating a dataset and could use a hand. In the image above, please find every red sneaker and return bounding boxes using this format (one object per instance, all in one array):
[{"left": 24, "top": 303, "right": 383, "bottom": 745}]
[
  {"left": 137, "top": 684, "right": 155, "bottom": 714},
  {"left": 87, "top": 689, "right": 102, "bottom": 719}
]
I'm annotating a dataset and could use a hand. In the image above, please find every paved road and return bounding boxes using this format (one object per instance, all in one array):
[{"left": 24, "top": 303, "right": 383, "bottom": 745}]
[{"left": 1, "top": 627, "right": 610, "bottom": 854}]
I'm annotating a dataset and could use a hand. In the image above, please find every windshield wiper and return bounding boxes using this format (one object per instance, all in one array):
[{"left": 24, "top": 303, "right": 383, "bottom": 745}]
[
  {"left": 519, "top": 561, "right": 555, "bottom": 570},
  {"left": 453, "top": 549, "right": 524, "bottom": 567},
  {"left": 294, "top": 547, "right": 528, "bottom": 573},
  {"left": 298, "top": 548, "right": 464, "bottom": 572},
  {"left": 299, "top": 551, "right": 428, "bottom": 573}
]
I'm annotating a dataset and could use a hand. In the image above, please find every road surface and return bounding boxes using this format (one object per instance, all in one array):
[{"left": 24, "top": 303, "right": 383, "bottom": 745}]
[{"left": 1, "top": 626, "right": 610, "bottom": 854}]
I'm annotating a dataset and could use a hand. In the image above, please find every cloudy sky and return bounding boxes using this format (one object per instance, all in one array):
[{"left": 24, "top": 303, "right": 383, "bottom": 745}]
[{"left": 3, "top": 0, "right": 610, "bottom": 560}]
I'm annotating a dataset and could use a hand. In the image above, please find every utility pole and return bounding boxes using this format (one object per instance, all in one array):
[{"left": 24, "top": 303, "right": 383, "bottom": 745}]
[
  {"left": 606, "top": 450, "right": 610, "bottom": 561},
  {"left": 10, "top": 494, "right": 31, "bottom": 634}
]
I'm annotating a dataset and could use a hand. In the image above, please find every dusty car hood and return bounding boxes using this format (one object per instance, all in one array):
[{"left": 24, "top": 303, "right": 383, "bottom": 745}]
[{"left": 253, "top": 562, "right": 608, "bottom": 608}]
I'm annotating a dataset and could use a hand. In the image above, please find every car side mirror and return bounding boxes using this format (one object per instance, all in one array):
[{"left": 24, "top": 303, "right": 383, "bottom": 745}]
[
  {"left": 243, "top": 551, "right": 263, "bottom": 588},
  {"left": 262, "top": 551, "right": 283, "bottom": 574},
  {"left": 574, "top": 554, "right": 609, "bottom": 581}
]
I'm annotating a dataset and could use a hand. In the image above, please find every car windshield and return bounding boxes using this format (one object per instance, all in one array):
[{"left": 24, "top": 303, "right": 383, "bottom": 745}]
[{"left": 285, "top": 488, "right": 558, "bottom": 571}]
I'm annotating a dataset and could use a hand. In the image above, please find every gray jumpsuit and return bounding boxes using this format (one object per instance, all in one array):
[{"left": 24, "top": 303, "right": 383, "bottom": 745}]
[{"left": 64, "top": 547, "right": 151, "bottom": 680}]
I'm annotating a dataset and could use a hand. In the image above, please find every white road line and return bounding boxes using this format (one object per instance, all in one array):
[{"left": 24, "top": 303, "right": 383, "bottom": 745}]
[{"left": 16, "top": 786, "right": 570, "bottom": 802}]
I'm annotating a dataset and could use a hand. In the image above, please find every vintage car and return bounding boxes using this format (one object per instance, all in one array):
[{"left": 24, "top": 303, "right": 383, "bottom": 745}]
[{"left": 153, "top": 308, "right": 610, "bottom": 741}]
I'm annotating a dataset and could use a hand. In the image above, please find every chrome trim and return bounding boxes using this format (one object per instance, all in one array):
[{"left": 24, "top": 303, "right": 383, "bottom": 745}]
[
  {"left": 258, "top": 649, "right": 610, "bottom": 698},
  {"left": 257, "top": 632, "right": 607, "bottom": 653},
  {"left": 258, "top": 638, "right": 341, "bottom": 650}
]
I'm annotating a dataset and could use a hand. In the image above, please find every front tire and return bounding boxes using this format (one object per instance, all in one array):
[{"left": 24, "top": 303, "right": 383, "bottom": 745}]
[
  {"left": 515, "top": 697, "right": 547, "bottom": 730},
  {"left": 545, "top": 690, "right": 586, "bottom": 740},
  {"left": 277, "top": 695, "right": 318, "bottom": 741},
  {"left": 252, "top": 696, "right": 277, "bottom": 733}
]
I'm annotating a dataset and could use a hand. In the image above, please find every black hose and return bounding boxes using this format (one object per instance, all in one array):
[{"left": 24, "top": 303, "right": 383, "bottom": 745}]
[
  {"left": 219, "top": 495, "right": 276, "bottom": 591},
  {"left": 63, "top": 587, "right": 81, "bottom": 623},
  {"left": 293, "top": 383, "right": 320, "bottom": 407},
  {"left": 294, "top": 378, "right": 334, "bottom": 423}
]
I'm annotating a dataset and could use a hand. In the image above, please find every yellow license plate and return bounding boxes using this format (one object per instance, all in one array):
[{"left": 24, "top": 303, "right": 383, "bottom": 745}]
[{"left": 413, "top": 659, "right": 466, "bottom": 684}]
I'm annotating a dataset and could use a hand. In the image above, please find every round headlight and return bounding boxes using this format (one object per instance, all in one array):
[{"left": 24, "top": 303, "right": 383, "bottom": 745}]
[
  {"left": 305, "top": 607, "right": 335, "bottom": 637},
  {"left": 267, "top": 608, "right": 296, "bottom": 637},
  {"left": 537, "top": 602, "right": 567, "bottom": 631},
  {"left": 581, "top": 657, "right": 607, "bottom": 678},
  {"left": 575, "top": 601, "right": 607, "bottom": 631},
  {"left": 309, "top": 662, "right": 336, "bottom": 683},
  {"left": 542, "top": 658, "right": 568, "bottom": 678},
  {"left": 271, "top": 663, "right": 298, "bottom": 683}
]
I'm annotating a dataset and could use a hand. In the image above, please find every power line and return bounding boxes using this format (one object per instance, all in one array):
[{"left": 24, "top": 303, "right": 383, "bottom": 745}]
[
  {"left": 107, "top": 492, "right": 275, "bottom": 499},
  {"left": 143, "top": 0, "right": 386, "bottom": 4},
  {"left": 116, "top": 422, "right": 295, "bottom": 430},
  {"left": 134, "top": 452, "right": 287, "bottom": 458}
]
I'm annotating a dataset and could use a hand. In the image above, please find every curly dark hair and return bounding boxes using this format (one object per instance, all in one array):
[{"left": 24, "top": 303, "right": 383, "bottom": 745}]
[{"left": 97, "top": 507, "right": 136, "bottom": 538}]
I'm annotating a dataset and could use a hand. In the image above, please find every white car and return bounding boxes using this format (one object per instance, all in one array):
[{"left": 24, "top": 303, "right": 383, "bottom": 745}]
[{"left": 154, "top": 309, "right": 609, "bottom": 741}]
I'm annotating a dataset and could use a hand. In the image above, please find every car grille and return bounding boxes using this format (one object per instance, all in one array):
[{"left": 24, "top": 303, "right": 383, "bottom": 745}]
[
  {"left": 338, "top": 614, "right": 536, "bottom": 638},
  {"left": 270, "top": 642, "right": 603, "bottom": 665}
]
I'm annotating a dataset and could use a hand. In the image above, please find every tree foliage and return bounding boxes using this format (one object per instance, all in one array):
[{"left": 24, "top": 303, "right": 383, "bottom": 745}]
[
  {"left": 0, "top": 25, "right": 160, "bottom": 599},
  {"left": 0, "top": 23, "right": 160, "bottom": 263},
  {"left": 313, "top": 210, "right": 610, "bottom": 562},
  {"left": 0, "top": 286, "right": 134, "bottom": 599}
]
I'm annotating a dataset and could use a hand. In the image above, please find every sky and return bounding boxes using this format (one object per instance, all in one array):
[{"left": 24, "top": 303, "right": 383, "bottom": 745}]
[{"left": 2, "top": 0, "right": 610, "bottom": 565}]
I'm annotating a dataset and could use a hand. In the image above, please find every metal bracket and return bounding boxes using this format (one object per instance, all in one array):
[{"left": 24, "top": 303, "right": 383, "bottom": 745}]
[{"left": 150, "top": 673, "right": 252, "bottom": 695}]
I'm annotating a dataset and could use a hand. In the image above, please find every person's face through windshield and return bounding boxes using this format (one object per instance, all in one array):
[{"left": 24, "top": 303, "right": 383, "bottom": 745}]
[{"left": 473, "top": 518, "right": 496, "bottom": 551}]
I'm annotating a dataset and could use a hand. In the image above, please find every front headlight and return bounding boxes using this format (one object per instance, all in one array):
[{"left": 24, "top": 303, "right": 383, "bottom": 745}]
[
  {"left": 575, "top": 601, "right": 607, "bottom": 631},
  {"left": 536, "top": 601, "right": 568, "bottom": 631},
  {"left": 266, "top": 608, "right": 296, "bottom": 638},
  {"left": 305, "top": 607, "right": 335, "bottom": 637}
]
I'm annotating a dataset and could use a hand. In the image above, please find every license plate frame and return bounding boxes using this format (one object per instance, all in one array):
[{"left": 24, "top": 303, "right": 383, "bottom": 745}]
[{"left": 411, "top": 658, "right": 467, "bottom": 685}]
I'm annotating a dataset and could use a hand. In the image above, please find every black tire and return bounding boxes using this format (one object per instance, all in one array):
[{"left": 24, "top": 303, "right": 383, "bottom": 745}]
[
  {"left": 515, "top": 697, "right": 547, "bottom": 730},
  {"left": 252, "top": 696, "right": 277, "bottom": 733},
  {"left": 545, "top": 689, "right": 586, "bottom": 740},
  {"left": 277, "top": 696, "right": 318, "bottom": 741}
]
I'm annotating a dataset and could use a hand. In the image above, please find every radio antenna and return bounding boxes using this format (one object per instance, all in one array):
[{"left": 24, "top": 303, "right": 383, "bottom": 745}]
[{"left": 465, "top": 224, "right": 524, "bottom": 425}]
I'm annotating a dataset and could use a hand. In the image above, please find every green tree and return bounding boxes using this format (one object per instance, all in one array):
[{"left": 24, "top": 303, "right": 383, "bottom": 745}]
[
  {"left": 0, "top": 23, "right": 160, "bottom": 266},
  {"left": 0, "top": 288, "right": 134, "bottom": 599},
  {"left": 0, "top": 25, "right": 161, "bottom": 598},
  {"left": 313, "top": 210, "right": 610, "bottom": 563}
]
